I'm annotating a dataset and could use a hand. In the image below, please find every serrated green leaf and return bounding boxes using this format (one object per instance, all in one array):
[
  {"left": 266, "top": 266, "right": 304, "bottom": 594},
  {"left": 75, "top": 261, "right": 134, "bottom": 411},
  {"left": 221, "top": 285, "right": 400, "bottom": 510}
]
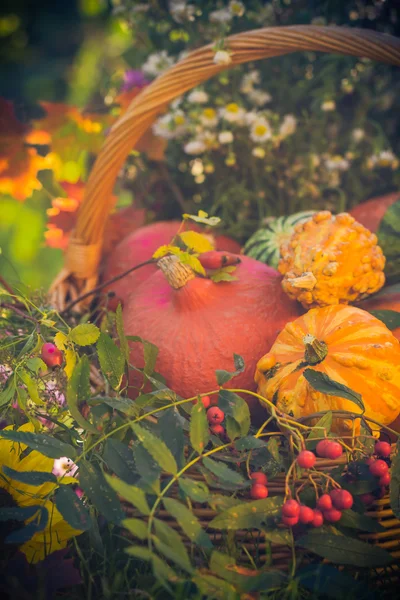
[
  {"left": 122, "top": 518, "right": 148, "bottom": 540},
  {"left": 0, "top": 430, "right": 77, "bottom": 459},
  {"left": 296, "top": 532, "right": 392, "bottom": 567},
  {"left": 94, "top": 396, "right": 137, "bottom": 415},
  {"left": 158, "top": 408, "right": 185, "bottom": 469},
  {"left": 303, "top": 369, "right": 364, "bottom": 412},
  {"left": 209, "top": 497, "right": 283, "bottom": 530},
  {"left": 390, "top": 439, "right": 400, "bottom": 518},
  {"left": 339, "top": 509, "right": 385, "bottom": 533},
  {"left": 103, "top": 439, "right": 137, "bottom": 484},
  {"left": 116, "top": 303, "right": 129, "bottom": 362},
  {"left": 178, "top": 478, "right": 209, "bottom": 503},
  {"left": 132, "top": 443, "right": 161, "bottom": 492},
  {"left": 234, "top": 436, "right": 265, "bottom": 451},
  {"left": 2, "top": 465, "right": 56, "bottom": 486},
  {"left": 163, "top": 497, "right": 213, "bottom": 548},
  {"left": 225, "top": 416, "right": 241, "bottom": 441},
  {"left": 154, "top": 519, "right": 192, "bottom": 572},
  {"left": 105, "top": 474, "right": 150, "bottom": 515},
  {"left": 69, "top": 323, "right": 100, "bottom": 346},
  {"left": 97, "top": 332, "right": 125, "bottom": 390},
  {"left": 0, "top": 379, "right": 16, "bottom": 407},
  {"left": 218, "top": 390, "right": 250, "bottom": 437},
  {"left": 131, "top": 423, "right": 177, "bottom": 475},
  {"left": 0, "top": 506, "right": 41, "bottom": 522},
  {"left": 25, "top": 357, "right": 47, "bottom": 374},
  {"left": 262, "top": 527, "right": 292, "bottom": 545},
  {"left": 193, "top": 572, "right": 236, "bottom": 600},
  {"left": 190, "top": 401, "right": 209, "bottom": 454},
  {"left": 67, "top": 355, "right": 97, "bottom": 433},
  {"left": 126, "top": 335, "right": 159, "bottom": 376},
  {"left": 79, "top": 463, "right": 124, "bottom": 524},
  {"left": 203, "top": 457, "right": 245, "bottom": 486},
  {"left": 54, "top": 484, "right": 90, "bottom": 530},
  {"left": 369, "top": 309, "right": 400, "bottom": 330}
]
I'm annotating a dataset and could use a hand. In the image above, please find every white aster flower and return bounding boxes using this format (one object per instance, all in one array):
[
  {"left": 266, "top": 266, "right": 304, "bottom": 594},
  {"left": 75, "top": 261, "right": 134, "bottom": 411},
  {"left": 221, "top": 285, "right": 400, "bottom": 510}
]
[
  {"left": 279, "top": 115, "right": 297, "bottom": 138},
  {"left": 184, "top": 140, "right": 207, "bottom": 155},
  {"left": 247, "top": 89, "right": 272, "bottom": 107},
  {"left": 191, "top": 159, "right": 204, "bottom": 176},
  {"left": 229, "top": 0, "right": 245, "bottom": 17},
  {"left": 244, "top": 111, "right": 259, "bottom": 125},
  {"left": 218, "top": 130, "right": 234, "bottom": 144},
  {"left": 198, "top": 129, "right": 217, "bottom": 149},
  {"left": 199, "top": 107, "right": 219, "bottom": 127},
  {"left": 142, "top": 50, "right": 174, "bottom": 77},
  {"left": 153, "top": 110, "right": 187, "bottom": 139},
  {"left": 321, "top": 100, "right": 336, "bottom": 112},
  {"left": 240, "top": 70, "right": 260, "bottom": 93},
  {"left": 250, "top": 117, "right": 272, "bottom": 143},
  {"left": 252, "top": 147, "right": 266, "bottom": 158},
  {"left": 187, "top": 89, "right": 209, "bottom": 104},
  {"left": 210, "top": 8, "right": 232, "bottom": 24},
  {"left": 213, "top": 50, "right": 232, "bottom": 66},
  {"left": 52, "top": 457, "right": 78, "bottom": 478},
  {"left": 367, "top": 150, "right": 399, "bottom": 169},
  {"left": 324, "top": 155, "right": 350, "bottom": 171},
  {"left": 169, "top": 1, "right": 195, "bottom": 23},
  {"left": 352, "top": 128, "right": 365, "bottom": 142},
  {"left": 220, "top": 103, "right": 246, "bottom": 123}
]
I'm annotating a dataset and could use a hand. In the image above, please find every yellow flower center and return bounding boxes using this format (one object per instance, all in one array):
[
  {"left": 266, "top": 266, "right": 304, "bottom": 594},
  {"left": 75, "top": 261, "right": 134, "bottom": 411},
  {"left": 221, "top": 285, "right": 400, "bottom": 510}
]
[
  {"left": 226, "top": 103, "right": 239, "bottom": 113},
  {"left": 254, "top": 124, "right": 269, "bottom": 136},
  {"left": 174, "top": 115, "right": 185, "bottom": 126},
  {"left": 203, "top": 108, "right": 216, "bottom": 119}
]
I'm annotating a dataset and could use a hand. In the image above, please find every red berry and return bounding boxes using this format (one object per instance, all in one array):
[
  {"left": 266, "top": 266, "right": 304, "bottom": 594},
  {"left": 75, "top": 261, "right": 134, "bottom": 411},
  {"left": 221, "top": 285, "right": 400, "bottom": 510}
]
[
  {"left": 282, "top": 515, "right": 299, "bottom": 527},
  {"left": 297, "top": 450, "right": 316, "bottom": 469},
  {"left": 41, "top": 343, "right": 63, "bottom": 367},
  {"left": 369, "top": 459, "right": 389, "bottom": 478},
  {"left": 311, "top": 509, "right": 324, "bottom": 528},
  {"left": 331, "top": 489, "right": 353, "bottom": 510},
  {"left": 317, "top": 494, "right": 333, "bottom": 511},
  {"left": 210, "top": 424, "right": 225, "bottom": 436},
  {"left": 359, "top": 493, "right": 375, "bottom": 506},
  {"left": 379, "top": 472, "right": 391, "bottom": 487},
  {"left": 315, "top": 439, "right": 331, "bottom": 458},
  {"left": 192, "top": 395, "right": 211, "bottom": 409},
  {"left": 282, "top": 499, "right": 300, "bottom": 518},
  {"left": 250, "top": 472, "right": 268, "bottom": 486},
  {"left": 299, "top": 505, "right": 315, "bottom": 524},
  {"left": 323, "top": 508, "right": 342, "bottom": 523},
  {"left": 375, "top": 441, "right": 391, "bottom": 458},
  {"left": 250, "top": 484, "right": 268, "bottom": 499},
  {"left": 206, "top": 407, "right": 225, "bottom": 425},
  {"left": 324, "top": 441, "right": 343, "bottom": 460}
]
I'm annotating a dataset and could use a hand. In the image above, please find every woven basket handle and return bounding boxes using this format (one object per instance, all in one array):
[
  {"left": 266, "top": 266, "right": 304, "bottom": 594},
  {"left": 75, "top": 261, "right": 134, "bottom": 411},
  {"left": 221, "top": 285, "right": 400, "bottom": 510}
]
[{"left": 51, "top": 25, "right": 400, "bottom": 309}]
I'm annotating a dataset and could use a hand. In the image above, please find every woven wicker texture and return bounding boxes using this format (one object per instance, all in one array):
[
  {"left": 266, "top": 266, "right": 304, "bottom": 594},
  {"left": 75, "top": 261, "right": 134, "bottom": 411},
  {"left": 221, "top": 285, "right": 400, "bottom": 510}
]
[{"left": 50, "top": 25, "right": 400, "bottom": 309}]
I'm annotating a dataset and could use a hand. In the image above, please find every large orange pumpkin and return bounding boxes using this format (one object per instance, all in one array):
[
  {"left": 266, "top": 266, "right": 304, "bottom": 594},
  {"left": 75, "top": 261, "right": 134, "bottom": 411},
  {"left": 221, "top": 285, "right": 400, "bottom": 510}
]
[
  {"left": 255, "top": 305, "right": 400, "bottom": 435},
  {"left": 123, "top": 253, "right": 300, "bottom": 416},
  {"left": 102, "top": 221, "right": 241, "bottom": 310}
]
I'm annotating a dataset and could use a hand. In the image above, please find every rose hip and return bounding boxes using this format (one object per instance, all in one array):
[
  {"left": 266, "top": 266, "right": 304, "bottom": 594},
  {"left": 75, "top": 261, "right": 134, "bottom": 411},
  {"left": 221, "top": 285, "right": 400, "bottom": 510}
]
[
  {"left": 369, "top": 459, "right": 389, "bottom": 478},
  {"left": 297, "top": 450, "right": 316, "bottom": 469},
  {"left": 282, "top": 499, "right": 300, "bottom": 518},
  {"left": 207, "top": 407, "right": 225, "bottom": 425},
  {"left": 41, "top": 343, "right": 63, "bottom": 367},
  {"left": 210, "top": 424, "right": 225, "bottom": 437},
  {"left": 250, "top": 472, "right": 268, "bottom": 486},
  {"left": 250, "top": 484, "right": 268, "bottom": 499},
  {"left": 299, "top": 505, "right": 315, "bottom": 524},
  {"left": 375, "top": 441, "right": 391, "bottom": 458}
]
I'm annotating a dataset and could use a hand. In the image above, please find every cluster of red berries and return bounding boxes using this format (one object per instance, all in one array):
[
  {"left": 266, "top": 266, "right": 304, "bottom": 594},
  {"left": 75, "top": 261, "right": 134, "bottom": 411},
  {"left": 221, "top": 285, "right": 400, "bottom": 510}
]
[
  {"left": 360, "top": 441, "right": 391, "bottom": 505},
  {"left": 41, "top": 342, "right": 63, "bottom": 367},
  {"left": 193, "top": 396, "right": 227, "bottom": 437},
  {"left": 281, "top": 488, "right": 353, "bottom": 528},
  {"left": 315, "top": 439, "right": 343, "bottom": 460},
  {"left": 249, "top": 472, "right": 269, "bottom": 499}
]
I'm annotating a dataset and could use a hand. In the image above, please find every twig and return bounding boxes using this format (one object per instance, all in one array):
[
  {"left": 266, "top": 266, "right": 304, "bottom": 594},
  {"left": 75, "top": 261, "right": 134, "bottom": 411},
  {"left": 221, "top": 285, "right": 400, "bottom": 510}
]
[
  {"left": 60, "top": 258, "right": 156, "bottom": 315},
  {"left": 2, "top": 302, "right": 40, "bottom": 328},
  {"left": 0, "top": 275, "right": 15, "bottom": 296}
]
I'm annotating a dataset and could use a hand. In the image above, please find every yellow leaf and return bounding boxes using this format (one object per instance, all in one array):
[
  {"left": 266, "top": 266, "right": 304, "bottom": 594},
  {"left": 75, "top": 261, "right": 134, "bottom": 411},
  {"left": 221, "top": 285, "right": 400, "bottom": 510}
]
[
  {"left": 178, "top": 252, "right": 206, "bottom": 276},
  {"left": 64, "top": 348, "right": 77, "bottom": 380},
  {"left": 179, "top": 231, "right": 214, "bottom": 253},
  {"left": 54, "top": 331, "right": 68, "bottom": 351},
  {"left": 152, "top": 244, "right": 182, "bottom": 259}
]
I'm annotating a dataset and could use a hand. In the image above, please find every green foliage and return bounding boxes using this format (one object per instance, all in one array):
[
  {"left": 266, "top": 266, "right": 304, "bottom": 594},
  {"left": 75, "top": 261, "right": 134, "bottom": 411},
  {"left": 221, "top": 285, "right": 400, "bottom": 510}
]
[{"left": 303, "top": 369, "right": 365, "bottom": 412}]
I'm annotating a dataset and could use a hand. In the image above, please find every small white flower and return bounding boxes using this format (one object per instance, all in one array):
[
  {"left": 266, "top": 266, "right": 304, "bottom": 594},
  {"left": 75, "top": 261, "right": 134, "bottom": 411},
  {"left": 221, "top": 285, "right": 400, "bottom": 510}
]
[
  {"left": 244, "top": 111, "right": 259, "bottom": 125},
  {"left": 367, "top": 150, "right": 399, "bottom": 169},
  {"left": 341, "top": 78, "right": 354, "bottom": 94},
  {"left": 250, "top": 117, "right": 272, "bottom": 143},
  {"left": 213, "top": 50, "right": 232, "bottom": 66},
  {"left": 184, "top": 140, "right": 207, "bottom": 155},
  {"left": 187, "top": 89, "right": 209, "bottom": 104},
  {"left": 198, "top": 129, "right": 217, "bottom": 149},
  {"left": 210, "top": 8, "right": 232, "bottom": 24},
  {"left": 52, "top": 457, "right": 78, "bottom": 478},
  {"left": 220, "top": 103, "right": 245, "bottom": 123},
  {"left": 321, "top": 100, "right": 336, "bottom": 112},
  {"left": 240, "top": 70, "right": 260, "bottom": 93},
  {"left": 143, "top": 51, "right": 174, "bottom": 77},
  {"left": 229, "top": 0, "right": 245, "bottom": 17},
  {"left": 171, "top": 96, "right": 183, "bottom": 109},
  {"left": 191, "top": 159, "right": 204, "bottom": 176},
  {"left": 279, "top": 115, "right": 297, "bottom": 138},
  {"left": 252, "top": 147, "right": 266, "bottom": 158},
  {"left": 352, "top": 128, "right": 365, "bottom": 142},
  {"left": 324, "top": 155, "right": 350, "bottom": 171},
  {"left": 169, "top": 1, "right": 196, "bottom": 23},
  {"left": 218, "top": 131, "right": 234, "bottom": 144},
  {"left": 247, "top": 89, "right": 272, "bottom": 107},
  {"left": 199, "top": 107, "right": 219, "bottom": 127},
  {"left": 153, "top": 110, "right": 187, "bottom": 139}
]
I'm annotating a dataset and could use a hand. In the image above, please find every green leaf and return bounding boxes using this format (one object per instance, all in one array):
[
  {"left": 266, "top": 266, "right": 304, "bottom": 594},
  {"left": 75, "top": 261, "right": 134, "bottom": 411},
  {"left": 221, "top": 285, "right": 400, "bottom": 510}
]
[
  {"left": 339, "top": 509, "right": 385, "bottom": 533},
  {"left": 376, "top": 197, "right": 400, "bottom": 283},
  {"left": 190, "top": 401, "right": 209, "bottom": 454},
  {"left": 215, "top": 354, "right": 245, "bottom": 386},
  {"left": 18, "top": 369, "right": 43, "bottom": 405},
  {"left": 25, "top": 357, "right": 47, "bottom": 374},
  {"left": 193, "top": 572, "right": 236, "bottom": 600},
  {"left": 132, "top": 444, "right": 161, "bottom": 492},
  {"left": 0, "top": 430, "right": 77, "bottom": 459},
  {"left": 54, "top": 484, "right": 91, "bottom": 530},
  {"left": 0, "top": 505, "right": 41, "bottom": 522},
  {"left": 209, "top": 551, "right": 286, "bottom": 592},
  {"left": 103, "top": 439, "right": 137, "bottom": 484},
  {"left": 125, "top": 545, "right": 154, "bottom": 560},
  {"left": 125, "top": 546, "right": 176, "bottom": 590},
  {"left": 296, "top": 532, "right": 392, "bottom": 567},
  {"left": 178, "top": 478, "right": 209, "bottom": 503},
  {"left": 6, "top": 506, "right": 48, "bottom": 544},
  {"left": 183, "top": 211, "right": 221, "bottom": 227},
  {"left": 0, "top": 379, "right": 16, "bottom": 407},
  {"left": 225, "top": 416, "right": 241, "bottom": 441},
  {"left": 203, "top": 457, "right": 245, "bottom": 486},
  {"left": 2, "top": 466, "right": 56, "bottom": 486},
  {"left": 306, "top": 411, "right": 333, "bottom": 450},
  {"left": 163, "top": 497, "right": 213, "bottom": 548},
  {"left": 116, "top": 303, "right": 129, "bottom": 362},
  {"left": 69, "top": 323, "right": 100, "bottom": 346},
  {"left": 97, "top": 332, "right": 125, "bottom": 390},
  {"left": 17, "top": 330, "right": 38, "bottom": 359},
  {"left": 158, "top": 408, "right": 185, "bottom": 469},
  {"left": 262, "top": 527, "right": 292, "bottom": 545},
  {"left": 122, "top": 518, "right": 148, "bottom": 540},
  {"left": 218, "top": 390, "right": 250, "bottom": 437},
  {"left": 93, "top": 396, "right": 137, "bottom": 416},
  {"left": 369, "top": 309, "right": 400, "bottom": 330},
  {"left": 131, "top": 423, "right": 177, "bottom": 475},
  {"left": 390, "top": 439, "right": 400, "bottom": 518},
  {"left": 266, "top": 437, "right": 281, "bottom": 463},
  {"left": 303, "top": 369, "right": 364, "bottom": 412},
  {"left": 234, "top": 436, "right": 265, "bottom": 451},
  {"left": 209, "top": 497, "right": 283, "bottom": 530},
  {"left": 126, "top": 336, "right": 159, "bottom": 377},
  {"left": 79, "top": 462, "right": 124, "bottom": 524},
  {"left": 67, "top": 355, "right": 97, "bottom": 433},
  {"left": 297, "top": 564, "right": 376, "bottom": 600},
  {"left": 104, "top": 474, "right": 150, "bottom": 515},
  {"left": 154, "top": 518, "right": 192, "bottom": 572}
]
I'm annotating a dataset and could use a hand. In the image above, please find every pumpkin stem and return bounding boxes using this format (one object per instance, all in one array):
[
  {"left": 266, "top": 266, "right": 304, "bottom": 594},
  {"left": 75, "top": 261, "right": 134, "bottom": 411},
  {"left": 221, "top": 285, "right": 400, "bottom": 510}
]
[
  {"left": 287, "top": 272, "right": 317, "bottom": 290},
  {"left": 303, "top": 334, "right": 328, "bottom": 365},
  {"left": 157, "top": 255, "right": 195, "bottom": 290}
]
